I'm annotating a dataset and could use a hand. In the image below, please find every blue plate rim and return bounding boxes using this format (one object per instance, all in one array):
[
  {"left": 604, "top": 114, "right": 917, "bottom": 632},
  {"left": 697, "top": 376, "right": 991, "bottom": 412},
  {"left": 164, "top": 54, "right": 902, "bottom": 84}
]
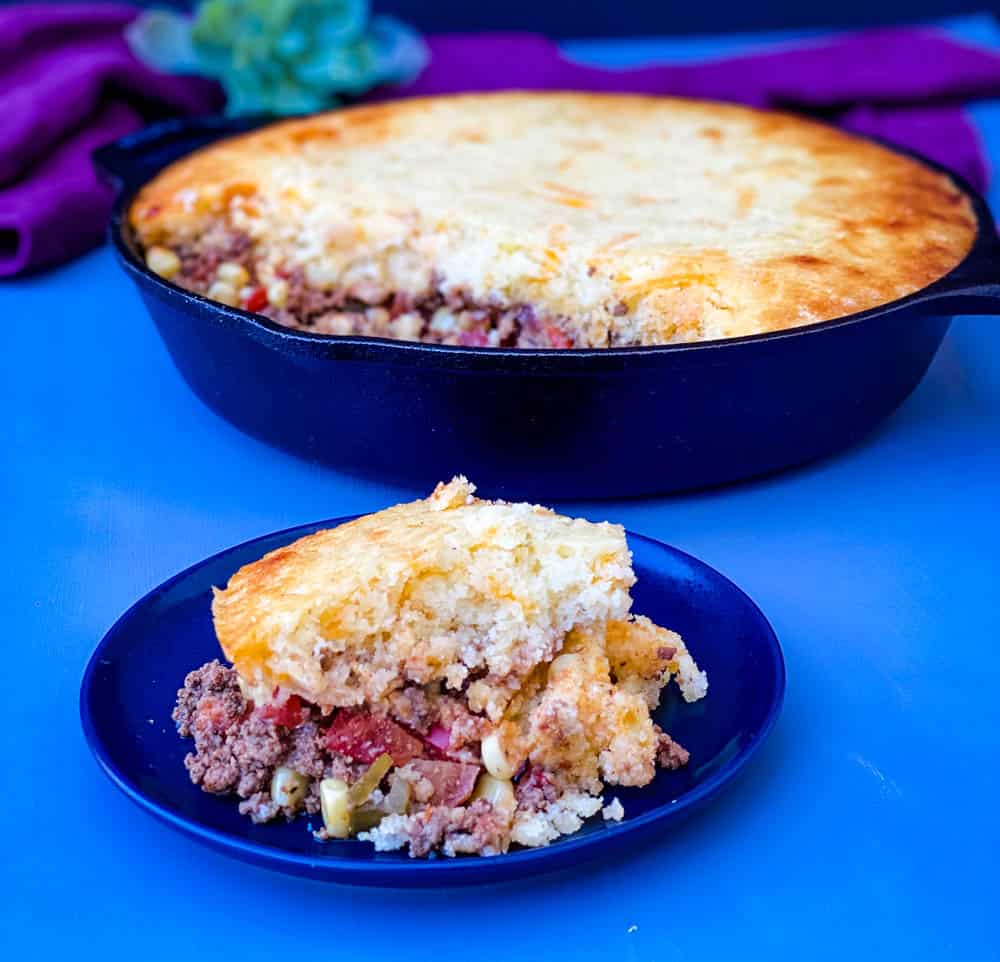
[{"left": 80, "top": 518, "right": 786, "bottom": 883}]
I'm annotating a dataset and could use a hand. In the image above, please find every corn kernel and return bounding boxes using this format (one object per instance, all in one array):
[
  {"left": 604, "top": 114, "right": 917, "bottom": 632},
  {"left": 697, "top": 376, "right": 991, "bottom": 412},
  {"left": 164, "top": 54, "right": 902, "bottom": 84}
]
[
  {"left": 270, "top": 766, "right": 308, "bottom": 809},
  {"left": 304, "top": 260, "right": 339, "bottom": 290},
  {"left": 365, "top": 306, "right": 390, "bottom": 327},
  {"left": 206, "top": 281, "right": 239, "bottom": 307},
  {"left": 430, "top": 307, "right": 457, "bottom": 334},
  {"left": 340, "top": 259, "right": 382, "bottom": 291},
  {"left": 216, "top": 261, "right": 249, "bottom": 287},
  {"left": 319, "top": 778, "right": 351, "bottom": 838},
  {"left": 471, "top": 773, "right": 516, "bottom": 814},
  {"left": 145, "top": 245, "right": 180, "bottom": 279},
  {"left": 267, "top": 279, "right": 289, "bottom": 308},
  {"left": 481, "top": 732, "right": 515, "bottom": 780},
  {"left": 390, "top": 312, "right": 423, "bottom": 340}
]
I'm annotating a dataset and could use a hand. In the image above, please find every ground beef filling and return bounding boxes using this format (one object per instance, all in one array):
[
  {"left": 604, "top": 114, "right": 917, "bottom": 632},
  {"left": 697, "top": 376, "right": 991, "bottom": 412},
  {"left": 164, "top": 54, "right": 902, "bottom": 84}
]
[
  {"left": 653, "top": 725, "right": 692, "bottom": 770},
  {"left": 147, "top": 228, "right": 581, "bottom": 349},
  {"left": 173, "top": 659, "right": 283, "bottom": 797},
  {"left": 172, "top": 660, "right": 690, "bottom": 857}
]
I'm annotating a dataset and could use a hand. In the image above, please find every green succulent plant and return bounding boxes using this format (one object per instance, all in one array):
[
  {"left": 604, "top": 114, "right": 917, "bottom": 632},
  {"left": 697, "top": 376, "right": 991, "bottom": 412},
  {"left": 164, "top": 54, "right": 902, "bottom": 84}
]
[{"left": 127, "top": 0, "right": 427, "bottom": 115}]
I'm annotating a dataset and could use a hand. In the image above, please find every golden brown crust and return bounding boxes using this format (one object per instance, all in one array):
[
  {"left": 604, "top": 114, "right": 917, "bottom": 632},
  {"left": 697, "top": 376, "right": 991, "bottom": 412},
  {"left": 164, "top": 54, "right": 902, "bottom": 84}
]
[
  {"left": 131, "top": 93, "right": 978, "bottom": 345},
  {"left": 211, "top": 477, "right": 635, "bottom": 717}
]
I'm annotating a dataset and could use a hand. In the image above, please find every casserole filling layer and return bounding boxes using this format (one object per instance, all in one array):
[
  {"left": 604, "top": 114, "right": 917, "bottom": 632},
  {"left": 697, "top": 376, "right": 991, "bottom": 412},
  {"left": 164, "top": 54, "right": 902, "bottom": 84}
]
[
  {"left": 173, "top": 615, "right": 705, "bottom": 858},
  {"left": 130, "top": 95, "right": 980, "bottom": 348},
  {"left": 143, "top": 226, "right": 580, "bottom": 349}
]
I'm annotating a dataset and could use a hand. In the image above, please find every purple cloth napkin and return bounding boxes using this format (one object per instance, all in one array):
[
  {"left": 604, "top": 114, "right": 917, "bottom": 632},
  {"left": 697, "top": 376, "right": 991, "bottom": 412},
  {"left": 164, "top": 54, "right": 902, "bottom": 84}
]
[
  {"left": 3, "top": 8, "right": 1000, "bottom": 278},
  {"left": 0, "top": 4, "right": 220, "bottom": 277}
]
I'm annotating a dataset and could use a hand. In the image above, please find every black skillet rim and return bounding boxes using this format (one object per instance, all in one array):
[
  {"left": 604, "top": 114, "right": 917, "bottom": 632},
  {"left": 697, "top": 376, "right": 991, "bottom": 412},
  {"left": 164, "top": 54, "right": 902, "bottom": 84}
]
[{"left": 105, "top": 109, "right": 1000, "bottom": 371}]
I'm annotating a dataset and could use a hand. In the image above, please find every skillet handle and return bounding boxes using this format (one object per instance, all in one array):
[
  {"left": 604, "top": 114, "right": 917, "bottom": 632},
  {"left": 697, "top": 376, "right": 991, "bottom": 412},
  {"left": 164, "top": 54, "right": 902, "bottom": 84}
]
[
  {"left": 911, "top": 236, "right": 1000, "bottom": 314},
  {"left": 93, "top": 114, "right": 272, "bottom": 193}
]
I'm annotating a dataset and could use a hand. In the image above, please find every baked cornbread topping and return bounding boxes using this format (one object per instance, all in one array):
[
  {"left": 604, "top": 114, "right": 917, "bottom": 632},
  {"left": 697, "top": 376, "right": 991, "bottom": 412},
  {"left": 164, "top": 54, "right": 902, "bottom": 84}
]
[
  {"left": 173, "top": 478, "right": 708, "bottom": 857},
  {"left": 133, "top": 93, "right": 976, "bottom": 348}
]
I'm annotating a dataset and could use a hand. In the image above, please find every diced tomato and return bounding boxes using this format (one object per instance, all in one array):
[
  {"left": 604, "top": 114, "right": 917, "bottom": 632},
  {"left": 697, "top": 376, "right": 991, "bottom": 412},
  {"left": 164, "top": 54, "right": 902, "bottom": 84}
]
[
  {"left": 325, "top": 710, "right": 425, "bottom": 765},
  {"left": 544, "top": 324, "right": 574, "bottom": 349},
  {"left": 243, "top": 286, "right": 268, "bottom": 312},
  {"left": 405, "top": 760, "right": 481, "bottom": 806},
  {"left": 260, "top": 694, "right": 305, "bottom": 728}
]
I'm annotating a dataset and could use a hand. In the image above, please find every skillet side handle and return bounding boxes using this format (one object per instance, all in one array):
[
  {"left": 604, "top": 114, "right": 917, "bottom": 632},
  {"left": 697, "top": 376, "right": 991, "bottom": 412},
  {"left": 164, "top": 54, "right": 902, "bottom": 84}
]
[
  {"left": 92, "top": 114, "right": 272, "bottom": 194},
  {"left": 912, "top": 237, "right": 1000, "bottom": 315}
]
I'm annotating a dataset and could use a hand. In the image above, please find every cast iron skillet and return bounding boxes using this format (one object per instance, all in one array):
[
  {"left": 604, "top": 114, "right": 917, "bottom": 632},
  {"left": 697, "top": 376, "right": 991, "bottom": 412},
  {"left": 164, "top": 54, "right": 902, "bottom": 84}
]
[{"left": 95, "top": 114, "right": 1000, "bottom": 500}]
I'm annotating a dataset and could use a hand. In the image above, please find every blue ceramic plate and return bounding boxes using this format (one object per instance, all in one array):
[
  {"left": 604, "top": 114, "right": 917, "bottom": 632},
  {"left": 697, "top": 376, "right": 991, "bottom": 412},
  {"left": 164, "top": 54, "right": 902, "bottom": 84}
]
[{"left": 80, "top": 520, "right": 785, "bottom": 886}]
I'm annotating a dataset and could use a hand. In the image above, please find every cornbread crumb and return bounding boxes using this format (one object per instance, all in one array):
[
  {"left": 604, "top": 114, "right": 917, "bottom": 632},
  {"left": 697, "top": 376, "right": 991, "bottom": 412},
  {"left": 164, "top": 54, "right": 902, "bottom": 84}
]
[
  {"left": 510, "top": 791, "right": 604, "bottom": 847},
  {"left": 676, "top": 650, "right": 709, "bottom": 703}
]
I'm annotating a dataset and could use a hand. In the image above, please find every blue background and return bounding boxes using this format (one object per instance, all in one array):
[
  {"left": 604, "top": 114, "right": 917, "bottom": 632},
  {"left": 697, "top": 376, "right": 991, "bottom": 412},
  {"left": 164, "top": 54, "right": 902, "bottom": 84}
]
[{"left": 5, "top": 15, "right": 1000, "bottom": 962}]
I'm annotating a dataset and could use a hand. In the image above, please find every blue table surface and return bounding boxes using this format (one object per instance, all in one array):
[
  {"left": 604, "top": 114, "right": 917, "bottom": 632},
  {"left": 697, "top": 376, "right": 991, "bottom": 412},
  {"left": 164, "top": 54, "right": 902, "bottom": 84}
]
[{"left": 6, "top": 17, "right": 1000, "bottom": 962}]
